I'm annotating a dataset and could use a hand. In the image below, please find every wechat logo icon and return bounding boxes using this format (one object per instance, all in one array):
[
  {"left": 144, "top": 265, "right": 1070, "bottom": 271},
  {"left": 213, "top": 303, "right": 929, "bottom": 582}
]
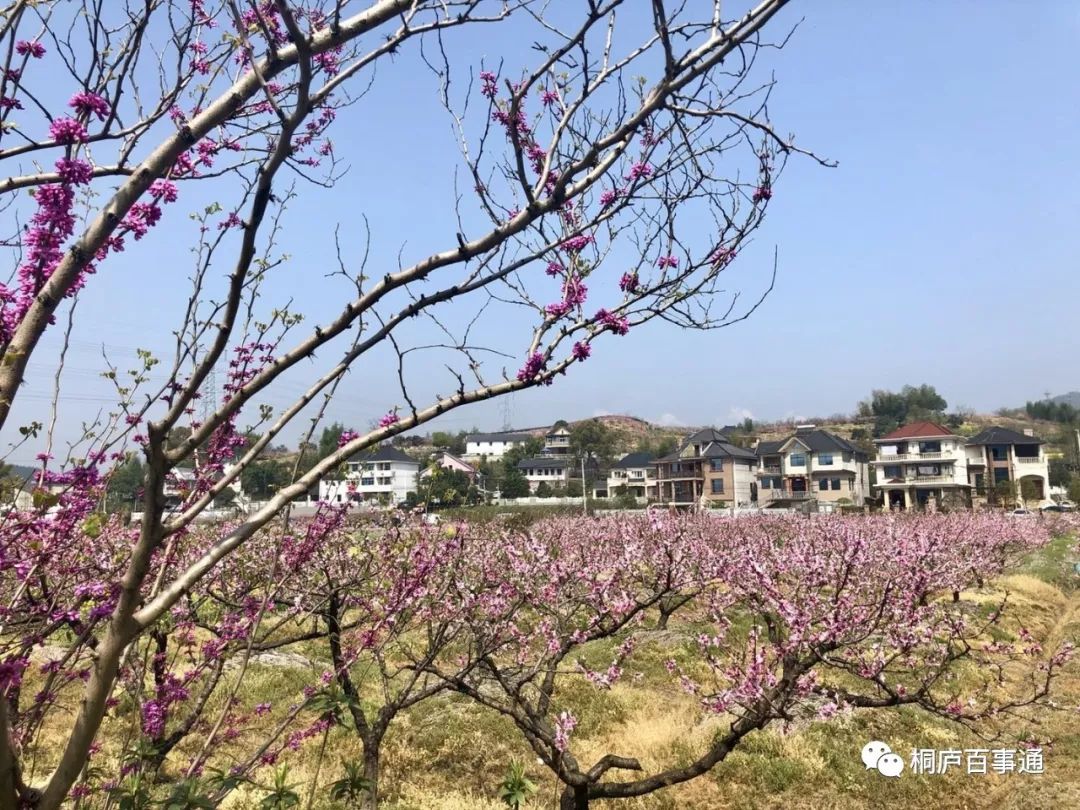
[{"left": 862, "top": 741, "right": 904, "bottom": 778}]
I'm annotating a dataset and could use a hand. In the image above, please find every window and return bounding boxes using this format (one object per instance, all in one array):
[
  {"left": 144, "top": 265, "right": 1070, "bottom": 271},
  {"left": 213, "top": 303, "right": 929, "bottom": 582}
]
[
  {"left": 918, "top": 441, "right": 941, "bottom": 453},
  {"left": 994, "top": 468, "right": 1011, "bottom": 483},
  {"left": 789, "top": 453, "right": 806, "bottom": 467},
  {"left": 818, "top": 454, "right": 834, "bottom": 465},
  {"left": 991, "top": 446, "right": 1009, "bottom": 462},
  {"left": 831, "top": 478, "right": 841, "bottom": 490},
  {"left": 710, "top": 458, "right": 724, "bottom": 472},
  {"left": 711, "top": 479, "right": 724, "bottom": 494},
  {"left": 361, "top": 477, "right": 374, "bottom": 486},
  {"left": 974, "top": 473, "right": 985, "bottom": 494},
  {"left": 818, "top": 479, "right": 828, "bottom": 492},
  {"left": 884, "top": 465, "right": 901, "bottom": 479}
]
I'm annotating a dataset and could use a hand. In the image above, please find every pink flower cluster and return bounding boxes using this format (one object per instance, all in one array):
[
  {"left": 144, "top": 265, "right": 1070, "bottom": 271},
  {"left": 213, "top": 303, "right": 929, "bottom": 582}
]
[
  {"left": 593, "top": 308, "right": 630, "bottom": 336},
  {"left": 516, "top": 351, "right": 548, "bottom": 383}
]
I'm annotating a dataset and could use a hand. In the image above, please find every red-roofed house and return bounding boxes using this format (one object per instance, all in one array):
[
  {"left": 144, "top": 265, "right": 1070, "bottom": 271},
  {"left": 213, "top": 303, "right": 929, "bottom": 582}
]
[{"left": 872, "top": 422, "right": 972, "bottom": 510}]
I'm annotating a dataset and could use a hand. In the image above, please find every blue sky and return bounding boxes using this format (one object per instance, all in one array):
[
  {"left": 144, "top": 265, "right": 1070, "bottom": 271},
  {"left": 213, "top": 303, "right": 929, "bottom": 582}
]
[{"left": 7, "top": 2, "right": 1080, "bottom": 462}]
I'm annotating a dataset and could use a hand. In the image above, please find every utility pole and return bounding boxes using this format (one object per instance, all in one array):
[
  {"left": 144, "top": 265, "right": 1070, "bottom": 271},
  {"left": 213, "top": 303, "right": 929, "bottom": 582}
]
[{"left": 581, "top": 455, "right": 588, "bottom": 515}]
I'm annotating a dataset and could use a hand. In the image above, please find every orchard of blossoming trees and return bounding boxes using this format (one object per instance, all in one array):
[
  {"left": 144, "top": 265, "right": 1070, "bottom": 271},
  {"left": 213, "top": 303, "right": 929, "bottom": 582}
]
[
  {"left": 0, "top": 0, "right": 1075, "bottom": 807},
  {"left": 1, "top": 508, "right": 1076, "bottom": 808}
]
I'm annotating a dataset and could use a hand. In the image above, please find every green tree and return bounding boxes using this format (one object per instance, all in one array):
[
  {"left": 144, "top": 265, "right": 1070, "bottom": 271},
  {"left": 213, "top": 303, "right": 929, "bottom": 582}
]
[
  {"left": 503, "top": 436, "right": 545, "bottom": 468},
  {"left": 106, "top": 455, "right": 145, "bottom": 512},
  {"left": 1049, "top": 457, "right": 1073, "bottom": 488},
  {"left": 569, "top": 420, "right": 616, "bottom": 466},
  {"left": 535, "top": 481, "right": 553, "bottom": 498},
  {"left": 240, "top": 460, "right": 292, "bottom": 500},
  {"left": 569, "top": 420, "right": 615, "bottom": 493},
  {"left": 424, "top": 466, "right": 473, "bottom": 506},
  {"left": 500, "top": 468, "right": 530, "bottom": 499},
  {"left": 318, "top": 422, "right": 347, "bottom": 459},
  {"left": 1067, "top": 475, "right": 1080, "bottom": 505},
  {"left": 859, "top": 384, "right": 948, "bottom": 437},
  {"left": 430, "top": 431, "right": 466, "bottom": 454}
]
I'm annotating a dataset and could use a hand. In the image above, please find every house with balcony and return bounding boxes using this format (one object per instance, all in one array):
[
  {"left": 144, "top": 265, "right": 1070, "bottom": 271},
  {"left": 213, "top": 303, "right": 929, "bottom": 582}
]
[
  {"left": 601, "top": 452, "right": 657, "bottom": 500},
  {"left": 543, "top": 426, "right": 572, "bottom": 456},
  {"left": 464, "top": 431, "right": 535, "bottom": 460},
  {"left": 756, "top": 426, "right": 870, "bottom": 508},
  {"left": 516, "top": 456, "right": 571, "bottom": 492},
  {"left": 965, "top": 427, "right": 1050, "bottom": 506},
  {"left": 872, "top": 422, "right": 970, "bottom": 510},
  {"left": 320, "top": 446, "right": 420, "bottom": 505},
  {"left": 653, "top": 428, "right": 758, "bottom": 508}
]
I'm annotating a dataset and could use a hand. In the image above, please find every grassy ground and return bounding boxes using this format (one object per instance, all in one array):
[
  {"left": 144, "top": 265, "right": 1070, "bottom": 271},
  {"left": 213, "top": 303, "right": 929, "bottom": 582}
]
[
  {"left": 22, "top": 536, "right": 1080, "bottom": 809},
  {"left": 212, "top": 535, "right": 1080, "bottom": 809}
]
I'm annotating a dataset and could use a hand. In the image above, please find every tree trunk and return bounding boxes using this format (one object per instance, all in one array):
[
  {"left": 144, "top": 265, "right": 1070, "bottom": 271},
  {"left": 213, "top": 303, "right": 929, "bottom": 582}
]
[
  {"left": 559, "top": 784, "right": 589, "bottom": 810},
  {"left": 0, "top": 699, "right": 18, "bottom": 810},
  {"left": 361, "top": 739, "right": 381, "bottom": 810}
]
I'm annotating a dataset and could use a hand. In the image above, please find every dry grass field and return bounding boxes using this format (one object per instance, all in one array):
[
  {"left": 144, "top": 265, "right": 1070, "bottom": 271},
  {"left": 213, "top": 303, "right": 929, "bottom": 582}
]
[{"left": 22, "top": 534, "right": 1080, "bottom": 809}]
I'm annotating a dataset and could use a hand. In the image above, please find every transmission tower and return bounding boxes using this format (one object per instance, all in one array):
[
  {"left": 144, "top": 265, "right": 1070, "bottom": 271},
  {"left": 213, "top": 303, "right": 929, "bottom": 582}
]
[
  {"left": 200, "top": 365, "right": 219, "bottom": 424},
  {"left": 501, "top": 393, "right": 513, "bottom": 431}
]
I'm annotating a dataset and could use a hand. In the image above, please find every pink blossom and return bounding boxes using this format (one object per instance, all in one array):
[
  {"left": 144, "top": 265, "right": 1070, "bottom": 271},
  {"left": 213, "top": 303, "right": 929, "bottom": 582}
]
[
  {"left": 15, "top": 40, "right": 45, "bottom": 58},
  {"left": 599, "top": 187, "right": 622, "bottom": 210},
  {"left": 149, "top": 179, "right": 179, "bottom": 203},
  {"left": 560, "top": 234, "right": 594, "bottom": 253},
  {"left": 625, "top": 162, "right": 653, "bottom": 181},
  {"left": 594, "top": 308, "right": 630, "bottom": 336},
  {"left": 55, "top": 158, "right": 93, "bottom": 185},
  {"left": 619, "top": 272, "right": 639, "bottom": 293},
  {"left": 517, "top": 352, "right": 548, "bottom": 383},
  {"left": 553, "top": 710, "right": 577, "bottom": 752},
  {"left": 657, "top": 255, "right": 678, "bottom": 269},
  {"left": 540, "top": 88, "right": 560, "bottom": 107},
  {"left": 338, "top": 429, "right": 360, "bottom": 447},
  {"left": 379, "top": 411, "right": 400, "bottom": 429},
  {"left": 572, "top": 341, "right": 591, "bottom": 361},
  {"left": 752, "top": 185, "right": 772, "bottom": 203},
  {"left": 69, "top": 91, "right": 110, "bottom": 121},
  {"left": 48, "top": 118, "right": 88, "bottom": 144}
]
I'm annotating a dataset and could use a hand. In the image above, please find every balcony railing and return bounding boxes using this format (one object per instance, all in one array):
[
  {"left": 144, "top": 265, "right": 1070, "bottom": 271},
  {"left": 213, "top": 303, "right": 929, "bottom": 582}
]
[
  {"left": 761, "top": 465, "right": 781, "bottom": 474},
  {"left": 873, "top": 452, "right": 945, "bottom": 463},
  {"left": 766, "top": 490, "right": 814, "bottom": 501},
  {"left": 879, "top": 475, "right": 959, "bottom": 486},
  {"left": 1015, "top": 456, "right": 1043, "bottom": 464}
]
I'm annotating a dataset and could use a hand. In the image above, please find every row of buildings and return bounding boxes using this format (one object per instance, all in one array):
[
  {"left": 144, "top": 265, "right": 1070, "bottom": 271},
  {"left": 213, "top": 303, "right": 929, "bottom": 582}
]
[{"left": 319, "top": 420, "right": 1054, "bottom": 511}]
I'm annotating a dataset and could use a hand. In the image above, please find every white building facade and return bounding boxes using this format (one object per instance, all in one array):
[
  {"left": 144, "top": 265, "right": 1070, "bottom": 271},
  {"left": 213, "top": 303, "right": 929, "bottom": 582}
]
[
  {"left": 320, "top": 446, "right": 420, "bottom": 505},
  {"left": 516, "top": 456, "right": 570, "bottom": 492},
  {"left": 464, "top": 431, "right": 535, "bottom": 460},
  {"left": 872, "top": 422, "right": 970, "bottom": 510}
]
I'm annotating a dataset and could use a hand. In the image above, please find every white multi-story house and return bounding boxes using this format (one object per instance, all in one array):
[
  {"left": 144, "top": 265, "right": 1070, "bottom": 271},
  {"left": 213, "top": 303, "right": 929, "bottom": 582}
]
[
  {"left": 601, "top": 452, "right": 657, "bottom": 500},
  {"left": 320, "top": 446, "right": 420, "bottom": 505},
  {"left": 756, "top": 426, "right": 870, "bottom": 507},
  {"left": 464, "top": 431, "right": 535, "bottom": 460},
  {"left": 516, "top": 456, "right": 570, "bottom": 492},
  {"left": 872, "top": 422, "right": 970, "bottom": 510},
  {"left": 964, "top": 427, "right": 1051, "bottom": 506}
]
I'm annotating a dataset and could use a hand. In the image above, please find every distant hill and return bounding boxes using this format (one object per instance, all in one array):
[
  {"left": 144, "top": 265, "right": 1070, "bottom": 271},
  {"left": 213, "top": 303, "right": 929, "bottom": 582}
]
[{"left": 1051, "top": 391, "right": 1080, "bottom": 408}]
